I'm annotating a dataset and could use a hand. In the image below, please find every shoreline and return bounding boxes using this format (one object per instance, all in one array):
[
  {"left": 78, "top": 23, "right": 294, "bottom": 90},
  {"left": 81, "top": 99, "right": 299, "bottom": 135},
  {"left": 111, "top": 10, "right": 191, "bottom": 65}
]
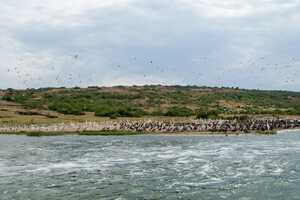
[
  {"left": 0, "top": 130, "right": 278, "bottom": 137},
  {"left": 2, "top": 128, "right": 300, "bottom": 137},
  {"left": 0, "top": 119, "right": 299, "bottom": 136}
]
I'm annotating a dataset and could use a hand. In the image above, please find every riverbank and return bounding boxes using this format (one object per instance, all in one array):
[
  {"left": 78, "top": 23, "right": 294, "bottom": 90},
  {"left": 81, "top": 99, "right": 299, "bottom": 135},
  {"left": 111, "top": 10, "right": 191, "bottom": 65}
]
[
  {"left": 0, "top": 130, "right": 278, "bottom": 137},
  {"left": 0, "top": 119, "right": 299, "bottom": 136}
]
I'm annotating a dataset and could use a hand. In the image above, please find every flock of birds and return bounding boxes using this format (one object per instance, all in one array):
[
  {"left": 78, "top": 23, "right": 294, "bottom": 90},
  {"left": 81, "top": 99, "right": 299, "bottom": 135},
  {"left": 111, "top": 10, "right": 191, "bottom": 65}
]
[{"left": 5, "top": 53, "right": 300, "bottom": 88}]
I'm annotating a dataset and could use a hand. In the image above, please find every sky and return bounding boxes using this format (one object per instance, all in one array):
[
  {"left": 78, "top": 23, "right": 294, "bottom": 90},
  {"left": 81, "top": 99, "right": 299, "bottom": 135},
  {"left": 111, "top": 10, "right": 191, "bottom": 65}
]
[{"left": 0, "top": 0, "right": 300, "bottom": 91}]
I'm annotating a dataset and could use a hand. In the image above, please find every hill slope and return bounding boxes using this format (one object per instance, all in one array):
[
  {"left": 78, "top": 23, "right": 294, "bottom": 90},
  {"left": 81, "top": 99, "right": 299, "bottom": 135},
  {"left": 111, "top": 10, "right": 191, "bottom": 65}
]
[{"left": 1, "top": 85, "right": 300, "bottom": 121}]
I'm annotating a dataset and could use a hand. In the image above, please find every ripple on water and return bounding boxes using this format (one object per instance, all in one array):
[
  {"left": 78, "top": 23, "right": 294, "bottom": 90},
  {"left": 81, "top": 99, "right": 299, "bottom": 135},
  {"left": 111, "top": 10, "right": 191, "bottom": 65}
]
[{"left": 1, "top": 133, "right": 300, "bottom": 200}]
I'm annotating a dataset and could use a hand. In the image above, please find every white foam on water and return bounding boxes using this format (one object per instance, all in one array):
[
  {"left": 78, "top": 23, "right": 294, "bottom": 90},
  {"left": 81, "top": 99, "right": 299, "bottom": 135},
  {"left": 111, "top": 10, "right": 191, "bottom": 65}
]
[
  {"left": 114, "top": 198, "right": 127, "bottom": 200},
  {"left": 29, "top": 156, "right": 110, "bottom": 173},
  {"left": 51, "top": 162, "right": 80, "bottom": 169},
  {"left": 184, "top": 177, "right": 225, "bottom": 187},
  {"left": 157, "top": 153, "right": 178, "bottom": 159},
  {"left": 271, "top": 167, "right": 283, "bottom": 175},
  {"left": 31, "top": 162, "right": 82, "bottom": 172},
  {"left": 277, "top": 129, "right": 300, "bottom": 133}
]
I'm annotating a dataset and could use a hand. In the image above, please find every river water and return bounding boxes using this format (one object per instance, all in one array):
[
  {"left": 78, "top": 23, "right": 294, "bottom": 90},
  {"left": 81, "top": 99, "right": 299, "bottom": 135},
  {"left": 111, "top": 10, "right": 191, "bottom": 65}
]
[{"left": 1, "top": 131, "right": 300, "bottom": 200}]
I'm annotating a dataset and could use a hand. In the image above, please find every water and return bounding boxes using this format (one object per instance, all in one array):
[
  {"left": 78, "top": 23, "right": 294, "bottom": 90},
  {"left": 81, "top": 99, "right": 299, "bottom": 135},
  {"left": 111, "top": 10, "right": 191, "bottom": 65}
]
[{"left": 1, "top": 131, "right": 300, "bottom": 200}]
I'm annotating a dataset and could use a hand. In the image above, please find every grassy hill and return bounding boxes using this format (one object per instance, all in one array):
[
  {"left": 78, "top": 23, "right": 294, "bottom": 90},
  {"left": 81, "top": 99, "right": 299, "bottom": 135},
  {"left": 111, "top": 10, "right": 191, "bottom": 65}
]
[{"left": 0, "top": 85, "right": 300, "bottom": 123}]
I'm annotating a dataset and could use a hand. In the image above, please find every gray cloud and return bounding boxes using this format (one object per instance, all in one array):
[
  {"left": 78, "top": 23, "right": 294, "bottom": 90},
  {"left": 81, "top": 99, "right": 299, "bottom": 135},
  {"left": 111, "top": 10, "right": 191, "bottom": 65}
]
[{"left": 0, "top": 0, "right": 299, "bottom": 90}]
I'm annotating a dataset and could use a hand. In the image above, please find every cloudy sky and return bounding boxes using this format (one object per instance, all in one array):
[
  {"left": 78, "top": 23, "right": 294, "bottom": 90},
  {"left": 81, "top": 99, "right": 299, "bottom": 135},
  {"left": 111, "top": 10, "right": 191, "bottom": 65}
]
[{"left": 0, "top": 0, "right": 300, "bottom": 90}]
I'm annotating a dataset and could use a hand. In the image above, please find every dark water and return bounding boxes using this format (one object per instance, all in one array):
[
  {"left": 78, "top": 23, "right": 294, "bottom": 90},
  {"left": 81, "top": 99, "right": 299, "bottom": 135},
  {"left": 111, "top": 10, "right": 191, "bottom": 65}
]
[{"left": 1, "top": 131, "right": 300, "bottom": 200}]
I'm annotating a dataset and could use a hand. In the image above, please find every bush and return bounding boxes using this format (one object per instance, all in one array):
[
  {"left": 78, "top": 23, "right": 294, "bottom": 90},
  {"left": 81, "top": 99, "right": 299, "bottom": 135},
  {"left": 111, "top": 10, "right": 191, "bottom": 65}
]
[
  {"left": 294, "top": 106, "right": 300, "bottom": 115},
  {"left": 2, "top": 93, "right": 29, "bottom": 103},
  {"left": 109, "top": 114, "right": 119, "bottom": 119},
  {"left": 196, "top": 107, "right": 209, "bottom": 119},
  {"left": 2, "top": 94, "right": 14, "bottom": 102},
  {"left": 164, "top": 106, "right": 194, "bottom": 117},
  {"left": 48, "top": 102, "right": 84, "bottom": 115},
  {"left": 196, "top": 108, "right": 220, "bottom": 119},
  {"left": 95, "top": 106, "right": 147, "bottom": 118}
]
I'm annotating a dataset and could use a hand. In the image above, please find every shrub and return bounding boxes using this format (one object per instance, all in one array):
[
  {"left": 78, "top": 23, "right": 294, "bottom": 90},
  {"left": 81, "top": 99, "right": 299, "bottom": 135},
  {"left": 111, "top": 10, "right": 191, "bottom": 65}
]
[
  {"left": 196, "top": 107, "right": 208, "bottom": 119},
  {"left": 196, "top": 108, "right": 220, "bottom": 119},
  {"left": 165, "top": 106, "right": 194, "bottom": 117},
  {"left": 2, "top": 95, "right": 14, "bottom": 102},
  {"left": 48, "top": 102, "right": 84, "bottom": 115},
  {"left": 292, "top": 107, "right": 300, "bottom": 115},
  {"left": 95, "top": 106, "right": 147, "bottom": 118},
  {"left": 109, "top": 114, "right": 119, "bottom": 119},
  {"left": 94, "top": 106, "right": 115, "bottom": 117}
]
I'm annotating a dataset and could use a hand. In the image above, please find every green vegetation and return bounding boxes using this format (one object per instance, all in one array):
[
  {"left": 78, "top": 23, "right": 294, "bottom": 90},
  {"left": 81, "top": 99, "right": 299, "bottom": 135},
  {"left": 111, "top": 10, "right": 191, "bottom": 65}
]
[
  {"left": 196, "top": 109, "right": 220, "bottom": 119},
  {"left": 94, "top": 106, "right": 147, "bottom": 118},
  {"left": 0, "top": 130, "right": 145, "bottom": 136},
  {"left": 48, "top": 101, "right": 84, "bottom": 115},
  {"left": 165, "top": 106, "right": 194, "bottom": 117},
  {"left": 1, "top": 85, "right": 300, "bottom": 118},
  {"left": 255, "top": 130, "right": 277, "bottom": 135},
  {"left": 25, "top": 132, "right": 66, "bottom": 137},
  {"left": 0, "top": 131, "right": 67, "bottom": 136},
  {"left": 0, "top": 129, "right": 278, "bottom": 136}
]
